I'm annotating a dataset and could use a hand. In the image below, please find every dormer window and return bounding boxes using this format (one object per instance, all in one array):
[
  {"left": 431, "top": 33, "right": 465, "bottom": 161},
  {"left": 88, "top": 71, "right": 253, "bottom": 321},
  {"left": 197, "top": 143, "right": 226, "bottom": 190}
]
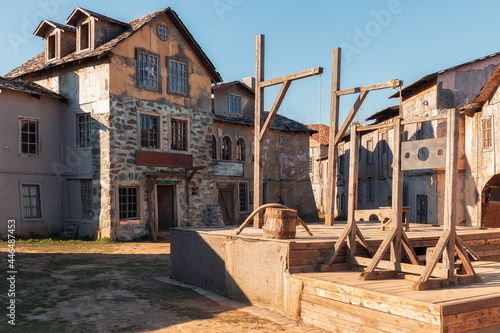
[
  {"left": 80, "top": 22, "right": 90, "bottom": 51},
  {"left": 47, "top": 35, "right": 56, "bottom": 60}
]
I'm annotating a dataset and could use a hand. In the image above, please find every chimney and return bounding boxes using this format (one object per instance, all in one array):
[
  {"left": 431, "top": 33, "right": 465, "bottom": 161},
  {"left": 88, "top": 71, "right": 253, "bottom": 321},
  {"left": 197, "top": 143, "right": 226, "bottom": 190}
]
[{"left": 242, "top": 77, "right": 255, "bottom": 91}]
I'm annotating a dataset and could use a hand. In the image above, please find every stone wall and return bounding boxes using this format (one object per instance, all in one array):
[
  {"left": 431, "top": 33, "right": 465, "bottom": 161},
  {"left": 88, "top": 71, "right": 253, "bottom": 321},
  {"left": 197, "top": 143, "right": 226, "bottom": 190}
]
[{"left": 93, "top": 95, "right": 214, "bottom": 240}]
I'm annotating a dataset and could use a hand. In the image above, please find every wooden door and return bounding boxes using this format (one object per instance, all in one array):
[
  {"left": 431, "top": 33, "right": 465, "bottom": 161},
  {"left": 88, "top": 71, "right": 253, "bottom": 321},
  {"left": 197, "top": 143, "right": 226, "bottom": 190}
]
[
  {"left": 416, "top": 194, "right": 427, "bottom": 224},
  {"left": 157, "top": 185, "right": 175, "bottom": 231},
  {"left": 218, "top": 183, "right": 235, "bottom": 225}
]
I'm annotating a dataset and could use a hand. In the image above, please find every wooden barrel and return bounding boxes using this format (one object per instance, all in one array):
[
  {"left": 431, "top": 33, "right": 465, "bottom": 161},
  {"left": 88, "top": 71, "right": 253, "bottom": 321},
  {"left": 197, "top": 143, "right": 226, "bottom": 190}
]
[{"left": 263, "top": 208, "right": 297, "bottom": 239}]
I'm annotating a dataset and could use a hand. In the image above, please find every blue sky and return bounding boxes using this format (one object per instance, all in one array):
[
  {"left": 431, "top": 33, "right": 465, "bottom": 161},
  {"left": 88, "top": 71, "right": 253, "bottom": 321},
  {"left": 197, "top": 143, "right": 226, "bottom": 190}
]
[{"left": 1, "top": 0, "right": 499, "bottom": 126}]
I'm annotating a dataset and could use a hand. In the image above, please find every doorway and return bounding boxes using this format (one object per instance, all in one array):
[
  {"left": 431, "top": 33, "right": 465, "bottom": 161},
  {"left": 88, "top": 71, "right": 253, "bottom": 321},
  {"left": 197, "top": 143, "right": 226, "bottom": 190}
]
[
  {"left": 217, "top": 183, "right": 235, "bottom": 225},
  {"left": 157, "top": 185, "right": 175, "bottom": 232},
  {"left": 482, "top": 175, "right": 500, "bottom": 227}
]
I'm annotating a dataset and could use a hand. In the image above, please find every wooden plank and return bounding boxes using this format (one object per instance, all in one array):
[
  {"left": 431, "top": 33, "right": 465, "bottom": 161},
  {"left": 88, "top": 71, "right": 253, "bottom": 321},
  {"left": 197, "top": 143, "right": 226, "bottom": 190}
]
[
  {"left": 414, "top": 229, "right": 451, "bottom": 285},
  {"left": 401, "top": 114, "right": 447, "bottom": 125},
  {"left": 335, "top": 79, "right": 402, "bottom": 96},
  {"left": 325, "top": 48, "right": 341, "bottom": 226},
  {"left": 302, "top": 284, "right": 441, "bottom": 327},
  {"left": 356, "top": 224, "right": 374, "bottom": 257},
  {"left": 358, "top": 122, "right": 394, "bottom": 132},
  {"left": 301, "top": 293, "right": 439, "bottom": 332},
  {"left": 457, "top": 236, "right": 481, "bottom": 260},
  {"left": 455, "top": 237, "right": 477, "bottom": 276},
  {"left": 289, "top": 242, "right": 336, "bottom": 251},
  {"left": 334, "top": 91, "right": 369, "bottom": 147},
  {"left": 317, "top": 263, "right": 351, "bottom": 272},
  {"left": 253, "top": 34, "right": 265, "bottom": 228},
  {"left": 258, "top": 80, "right": 291, "bottom": 142},
  {"left": 321, "top": 224, "right": 351, "bottom": 267},
  {"left": 259, "top": 67, "right": 323, "bottom": 88},
  {"left": 402, "top": 231, "right": 421, "bottom": 265}
]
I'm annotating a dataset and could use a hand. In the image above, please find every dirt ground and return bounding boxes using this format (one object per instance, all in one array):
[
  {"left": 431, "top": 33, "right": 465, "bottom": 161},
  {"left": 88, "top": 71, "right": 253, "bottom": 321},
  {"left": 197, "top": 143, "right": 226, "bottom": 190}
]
[{"left": 0, "top": 240, "right": 325, "bottom": 333}]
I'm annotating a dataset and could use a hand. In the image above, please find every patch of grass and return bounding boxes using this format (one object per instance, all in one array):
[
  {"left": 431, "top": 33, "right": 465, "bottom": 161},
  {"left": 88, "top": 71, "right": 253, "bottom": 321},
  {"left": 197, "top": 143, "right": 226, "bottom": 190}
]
[{"left": 173, "top": 306, "right": 213, "bottom": 320}]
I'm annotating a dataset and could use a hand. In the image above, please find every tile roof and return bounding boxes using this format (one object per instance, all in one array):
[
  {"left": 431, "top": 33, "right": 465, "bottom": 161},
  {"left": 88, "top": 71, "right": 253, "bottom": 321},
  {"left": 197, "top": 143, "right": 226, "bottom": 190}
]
[
  {"left": 66, "top": 7, "right": 130, "bottom": 27},
  {"left": 365, "top": 105, "right": 399, "bottom": 123},
  {"left": 213, "top": 112, "right": 313, "bottom": 133},
  {"left": 34, "top": 20, "right": 76, "bottom": 37},
  {"left": 213, "top": 81, "right": 254, "bottom": 94},
  {"left": 6, "top": 7, "right": 222, "bottom": 83},
  {"left": 0, "top": 76, "right": 65, "bottom": 99},
  {"left": 306, "top": 124, "right": 329, "bottom": 145}
]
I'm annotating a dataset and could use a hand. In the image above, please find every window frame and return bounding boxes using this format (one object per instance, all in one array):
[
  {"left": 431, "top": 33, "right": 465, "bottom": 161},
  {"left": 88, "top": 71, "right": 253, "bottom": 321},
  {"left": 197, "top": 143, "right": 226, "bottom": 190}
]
[
  {"left": 483, "top": 117, "right": 493, "bottom": 151},
  {"left": 236, "top": 137, "right": 246, "bottom": 161},
  {"left": 167, "top": 57, "right": 188, "bottom": 96},
  {"left": 118, "top": 186, "right": 140, "bottom": 221},
  {"left": 170, "top": 117, "right": 189, "bottom": 152},
  {"left": 221, "top": 136, "right": 232, "bottom": 161},
  {"left": 239, "top": 182, "right": 249, "bottom": 213},
  {"left": 47, "top": 34, "right": 57, "bottom": 61},
  {"left": 75, "top": 113, "right": 91, "bottom": 149},
  {"left": 20, "top": 183, "right": 42, "bottom": 221},
  {"left": 140, "top": 114, "right": 161, "bottom": 150},
  {"left": 229, "top": 94, "right": 242, "bottom": 115},
  {"left": 79, "top": 21, "right": 90, "bottom": 51},
  {"left": 135, "top": 48, "right": 161, "bottom": 92},
  {"left": 19, "top": 117, "right": 40, "bottom": 157}
]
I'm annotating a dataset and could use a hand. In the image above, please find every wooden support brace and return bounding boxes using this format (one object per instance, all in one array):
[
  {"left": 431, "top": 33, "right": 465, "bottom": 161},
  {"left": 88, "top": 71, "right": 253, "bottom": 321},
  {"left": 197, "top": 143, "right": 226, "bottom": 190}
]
[
  {"left": 457, "top": 236, "right": 481, "bottom": 261},
  {"left": 320, "top": 223, "right": 351, "bottom": 268},
  {"left": 359, "top": 227, "right": 397, "bottom": 279},
  {"left": 334, "top": 91, "right": 369, "bottom": 147},
  {"left": 413, "top": 229, "right": 451, "bottom": 286},
  {"left": 455, "top": 236, "right": 477, "bottom": 276},
  {"left": 351, "top": 256, "right": 448, "bottom": 278},
  {"left": 401, "top": 230, "right": 420, "bottom": 265},
  {"left": 259, "top": 81, "right": 291, "bottom": 142},
  {"left": 356, "top": 225, "right": 374, "bottom": 257}
]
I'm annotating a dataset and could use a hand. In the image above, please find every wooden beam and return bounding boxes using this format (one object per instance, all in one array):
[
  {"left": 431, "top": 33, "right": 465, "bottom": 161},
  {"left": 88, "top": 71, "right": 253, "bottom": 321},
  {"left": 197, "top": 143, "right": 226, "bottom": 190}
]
[
  {"left": 359, "top": 227, "right": 397, "bottom": 279},
  {"left": 334, "top": 91, "right": 369, "bottom": 147},
  {"left": 442, "top": 108, "right": 459, "bottom": 277},
  {"left": 414, "top": 229, "right": 451, "bottom": 284},
  {"left": 259, "top": 80, "right": 291, "bottom": 142},
  {"left": 350, "top": 257, "right": 448, "bottom": 278},
  {"left": 325, "top": 48, "right": 341, "bottom": 226},
  {"left": 335, "top": 79, "right": 402, "bottom": 96},
  {"left": 357, "top": 122, "right": 394, "bottom": 132},
  {"left": 347, "top": 125, "right": 360, "bottom": 258},
  {"left": 390, "top": 114, "right": 403, "bottom": 262},
  {"left": 259, "top": 67, "right": 323, "bottom": 88},
  {"left": 321, "top": 222, "right": 350, "bottom": 267},
  {"left": 253, "top": 34, "right": 265, "bottom": 229},
  {"left": 401, "top": 114, "right": 447, "bottom": 125}
]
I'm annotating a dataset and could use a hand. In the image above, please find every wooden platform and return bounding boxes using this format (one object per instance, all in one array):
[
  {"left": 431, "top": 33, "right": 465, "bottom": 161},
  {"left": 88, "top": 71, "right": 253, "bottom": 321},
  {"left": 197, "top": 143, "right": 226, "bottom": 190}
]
[
  {"left": 171, "top": 222, "right": 500, "bottom": 332},
  {"left": 295, "top": 262, "right": 500, "bottom": 333}
]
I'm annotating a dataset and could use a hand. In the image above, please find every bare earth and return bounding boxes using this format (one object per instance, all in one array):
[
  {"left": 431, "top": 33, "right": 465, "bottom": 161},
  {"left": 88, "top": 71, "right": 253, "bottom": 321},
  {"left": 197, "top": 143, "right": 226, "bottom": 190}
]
[{"left": 0, "top": 241, "right": 325, "bottom": 333}]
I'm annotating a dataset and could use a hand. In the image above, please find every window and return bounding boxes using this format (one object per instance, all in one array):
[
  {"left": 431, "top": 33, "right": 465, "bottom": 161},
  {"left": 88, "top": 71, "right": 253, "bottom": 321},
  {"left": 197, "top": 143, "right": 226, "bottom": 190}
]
[
  {"left": 81, "top": 180, "right": 92, "bottom": 219},
  {"left": 222, "top": 136, "right": 232, "bottom": 160},
  {"left": 138, "top": 50, "right": 159, "bottom": 90},
  {"left": 309, "top": 156, "right": 314, "bottom": 174},
  {"left": 239, "top": 183, "right": 248, "bottom": 212},
  {"left": 119, "top": 187, "right": 138, "bottom": 220},
  {"left": 20, "top": 119, "right": 39, "bottom": 155},
  {"left": 416, "top": 195, "right": 428, "bottom": 224},
  {"left": 367, "top": 139, "right": 373, "bottom": 164},
  {"left": 381, "top": 132, "right": 388, "bottom": 154},
  {"left": 76, "top": 114, "right": 91, "bottom": 148},
  {"left": 483, "top": 118, "right": 493, "bottom": 150},
  {"left": 22, "top": 185, "right": 41, "bottom": 218},
  {"left": 48, "top": 35, "right": 56, "bottom": 60},
  {"left": 191, "top": 187, "right": 199, "bottom": 195},
  {"left": 168, "top": 59, "right": 187, "bottom": 95},
  {"left": 367, "top": 176, "right": 374, "bottom": 201},
  {"left": 338, "top": 155, "right": 344, "bottom": 175},
  {"left": 236, "top": 138, "right": 245, "bottom": 161},
  {"left": 157, "top": 23, "right": 169, "bottom": 41},
  {"left": 229, "top": 95, "right": 241, "bottom": 114},
  {"left": 80, "top": 22, "right": 90, "bottom": 50},
  {"left": 171, "top": 119, "right": 188, "bottom": 151},
  {"left": 212, "top": 135, "right": 217, "bottom": 159},
  {"left": 140, "top": 115, "right": 159, "bottom": 149}
]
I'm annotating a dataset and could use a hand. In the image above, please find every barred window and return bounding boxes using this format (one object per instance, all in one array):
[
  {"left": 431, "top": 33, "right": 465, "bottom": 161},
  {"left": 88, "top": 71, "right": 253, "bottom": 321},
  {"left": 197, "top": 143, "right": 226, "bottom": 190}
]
[
  {"left": 76, "top": 114, "right": 91, "bottom": 148},
  {"left": 239, "top": 183, "right": 248, "bottom": 212},
  {"left": 81, "top": 180, "right": 92, "bottom": 219},
  {"left": 236, "top": 138, "right": 245, "bottom": 161},
  {"left": 168, "top": 59, "right": 187, "bottom": 95},
  {"left": 222, "top": 136, "right": 232, "bottom": 160},
  {"left": 138, "top": 51, "right": 159, "bottom": 89},
  {"left": 22, "top": 185, "right": 41, "bottom": 218},
  {"left": 20, "top": 119, "right": 39, "bottom": 155},
  {"left": 140, "top": 115, "right": 159, "bottom": 149},
  {"left": 483, "top": 118, "right": 492, "bottom": 150},
  {"left": 119, "top": 187, "right": 138, "bottom": 220},
  {"left": 171, "top": 119, "right": 188, "bottom": 151},
  {"left": 230, "top": 95, "right": 241, "bottom": 114}
]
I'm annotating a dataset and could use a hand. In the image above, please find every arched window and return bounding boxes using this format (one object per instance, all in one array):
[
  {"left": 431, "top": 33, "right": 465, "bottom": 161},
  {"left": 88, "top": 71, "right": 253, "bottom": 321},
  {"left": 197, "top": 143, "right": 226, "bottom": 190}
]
[
  {"left": 236, "top": 138, "right": 245, "bottom": 161},
  {"left": 222, "top": 136, "right": 232, "bottom": 160},
  {"left": 211, "top": 135, "right": 217, "bottom": 160}
]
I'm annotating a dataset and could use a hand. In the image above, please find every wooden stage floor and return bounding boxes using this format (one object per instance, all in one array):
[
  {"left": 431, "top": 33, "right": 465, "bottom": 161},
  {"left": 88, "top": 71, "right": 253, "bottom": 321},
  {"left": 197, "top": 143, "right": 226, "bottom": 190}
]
[{"left": 172, "top": 223, "right": 500, "bottom": 332}]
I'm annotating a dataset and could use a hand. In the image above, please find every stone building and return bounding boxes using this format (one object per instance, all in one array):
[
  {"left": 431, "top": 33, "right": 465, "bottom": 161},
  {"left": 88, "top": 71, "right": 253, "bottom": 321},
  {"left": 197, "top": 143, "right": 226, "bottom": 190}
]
[
  {"left": 211, "top": 80, "right": 318, "bottom": 224},
  {"left": 307, "top": 124, "right": 329, "bottom": 214},
  {"left": 4, "top": 7, "right": 222, "bottom": 239},
  {"left": 0, "top": 77, "right": 67, "bottom": 236}
]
